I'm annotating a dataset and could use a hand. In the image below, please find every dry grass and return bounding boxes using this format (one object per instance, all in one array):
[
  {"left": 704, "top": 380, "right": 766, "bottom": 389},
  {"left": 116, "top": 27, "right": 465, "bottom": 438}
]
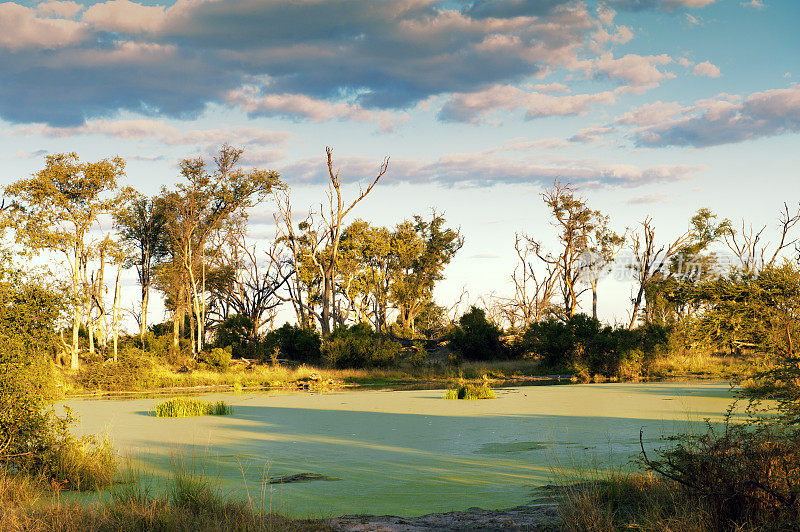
[
  {"left": 648, "top": 352, "right": 750, "bottom": 380},
  {"left": 558, "top": 471, "right": 710, "bottom": 532},
  {"left": 0, "top": 466, "right": 331, "bottom": 532}
]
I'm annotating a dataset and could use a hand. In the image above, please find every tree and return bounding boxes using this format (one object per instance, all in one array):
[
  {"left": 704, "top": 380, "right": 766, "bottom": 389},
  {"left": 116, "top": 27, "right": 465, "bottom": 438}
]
[
  {"left": 390, "top": 212, "right": 463, "bottom": 333},
  {"left": 627, "top": 209, "right": 725, "bottom": 329},
  {"left": 206, "top": 221, "right": 292, "bottom": 344},
  {"left": 5, "top": 153, "right": 128, "bottom": 369},
  {"left": 161, "top": 145, "right": 281, "bottom": 355},
  {"left": 0, "top": 256, "right": 64, "bottom": 468},
  {"left": 276, "top": 147, "right": 389, "bottom": 336},
  {"left": 114, "top": 194, "right": 169, "bottom": 341},
  {"left": 527, "top": 181, "right": 603, "bottom": 319},
  {"left": 584, "top": 215, "right": 626, "bottom": 320},
  {"left": 496, "top": 233, "right": 559, "bottom": 328}
]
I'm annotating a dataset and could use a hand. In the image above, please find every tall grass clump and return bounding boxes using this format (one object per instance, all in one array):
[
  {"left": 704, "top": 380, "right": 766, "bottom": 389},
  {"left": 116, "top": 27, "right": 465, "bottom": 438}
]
[
  {"left": 153, "top": 397, "right": 234, "bottom": 417},
  {"left": 443, "top": 382, "right": 496, "bottom": 400}
]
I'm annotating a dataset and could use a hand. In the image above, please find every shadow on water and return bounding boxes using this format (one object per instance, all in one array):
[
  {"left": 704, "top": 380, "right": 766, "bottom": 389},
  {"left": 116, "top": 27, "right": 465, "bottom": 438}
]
[
  {"left": 113, "top": 404, "right": 731, "bottom": 517},
  {"left": 59, "top": 382, "right": 739, "bottom": 517}
]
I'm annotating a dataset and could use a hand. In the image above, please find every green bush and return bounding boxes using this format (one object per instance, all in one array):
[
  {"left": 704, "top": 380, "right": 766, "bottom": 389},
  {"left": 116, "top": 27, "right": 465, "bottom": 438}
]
[
  {"left": 448, "top": 306, "right": 506, "bottom": 360},
  {"left": 0, "top": 267, "right": 63, "bottom": 467},
  {"left": 323, "top": 323, "right": 402, "bottom": 368},
  {"left": 214, "top": 314, "right": 259, "bottom": 358},
  {"left": 263, "top": 323, "right": 322, "bottom": 364},
  {"left": 523, "top": 314, "right": 669, "bottom": 377},
  {"left": 202, "top": 347, "right": 232, "bottom": 369}
]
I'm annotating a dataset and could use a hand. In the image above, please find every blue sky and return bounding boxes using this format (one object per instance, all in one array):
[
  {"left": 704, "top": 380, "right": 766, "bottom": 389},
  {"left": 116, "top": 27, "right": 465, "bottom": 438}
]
[{"left": 1, "top": 0, "right": 798, "bottom": 326}]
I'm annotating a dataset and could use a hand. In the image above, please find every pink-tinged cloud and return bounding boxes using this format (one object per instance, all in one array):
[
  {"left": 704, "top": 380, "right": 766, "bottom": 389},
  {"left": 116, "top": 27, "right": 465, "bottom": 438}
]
[
  {"left": 692, "top": 61, "right": 722, "bottom": 77},
  {"left": 280, "top": 151, "right": 702, "bottom": 188},
  {"left": 82, "top": 0, "right": 166, "bottom": 33},
  {"left": 37, "top": 1, "right": 82, "bottom": 18},
  {"left": 582, "top": 53, "right": 675, "bottom": 90},
  {"left": 0, "top": 3, "right": 86, "bottom": 49},
  {"left": 632, "top": 85, "right": 800, "bottom": 147},
  {"left": 439, "top": 85, "right": 619, "bottom": 123},
  {"left": 225, "top": 86, "right": 405, "bottom": 132},
  {"left": 615, "top": 101, "right": 684, "bottom": 126},
  {"left": 13, "top": 119, "right": 292, "bottom": 149}
]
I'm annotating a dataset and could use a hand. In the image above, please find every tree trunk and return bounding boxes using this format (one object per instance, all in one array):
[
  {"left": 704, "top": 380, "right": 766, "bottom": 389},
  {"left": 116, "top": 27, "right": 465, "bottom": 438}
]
[
  {"left": 113, "top": 266, "right": 121, "bottom": 362},
  {"left": 140, "top": 285, "right": 150, "bottom": 341},
  {"left": 71, "top": 305, "right": 81, "bottom": 370},
  {"left": 591, "top": 278, "right": 598, "bottom": 321}
]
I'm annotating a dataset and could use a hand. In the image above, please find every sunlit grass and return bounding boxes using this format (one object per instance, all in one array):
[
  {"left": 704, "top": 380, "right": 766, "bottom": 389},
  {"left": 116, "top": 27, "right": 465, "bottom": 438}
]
[{"left": 152, "top": 398, "right": 234, "bottom": 418}]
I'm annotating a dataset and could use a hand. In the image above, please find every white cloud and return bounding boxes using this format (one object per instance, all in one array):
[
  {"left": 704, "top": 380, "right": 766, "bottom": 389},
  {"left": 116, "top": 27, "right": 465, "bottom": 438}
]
[
  {"left": 36, "top": 1, "right": 82, "bottom": 18},
  {"left": 615, "top": 101, "right": 683, "bottom": 126},
  {"left": 82, "top": 0, "right": 166, "bottom": 34},
  {"left": 0, "top": 3, "right": 86, "bottom": 49},
  {"left": 692, "top": 61, "right": 721, "bottom": 78},
  {"left": 225, "top": 86, "right": 405, "bottom": 132},
  {"left": 740, "top": 0, "right": 765, "bottom": 9},
  {"left": 12, "top": 119, "right": 293, "bottom": 149}
]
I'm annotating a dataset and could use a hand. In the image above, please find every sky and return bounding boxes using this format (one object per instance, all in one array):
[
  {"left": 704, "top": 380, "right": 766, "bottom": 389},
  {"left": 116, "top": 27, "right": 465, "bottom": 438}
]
[{"left": 0, "top": 0, "right": 798, "bottom": 327}]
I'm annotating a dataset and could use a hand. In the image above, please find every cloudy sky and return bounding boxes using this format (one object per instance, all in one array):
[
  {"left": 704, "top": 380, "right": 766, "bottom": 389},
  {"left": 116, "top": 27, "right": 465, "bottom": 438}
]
[{"left": 1, "top": 0, "right": 798, "bottom": 325}]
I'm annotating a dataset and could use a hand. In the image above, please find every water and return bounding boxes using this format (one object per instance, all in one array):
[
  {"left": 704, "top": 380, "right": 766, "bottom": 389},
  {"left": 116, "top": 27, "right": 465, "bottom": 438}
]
[{"left": 60, "top": 382, "right": 738, "bottom": 517}]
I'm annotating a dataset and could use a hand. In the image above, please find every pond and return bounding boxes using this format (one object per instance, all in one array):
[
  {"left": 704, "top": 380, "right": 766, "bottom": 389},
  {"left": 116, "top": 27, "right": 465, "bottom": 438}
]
[{"left": 61, "top": 382, "right": 738, "bottom": 518}]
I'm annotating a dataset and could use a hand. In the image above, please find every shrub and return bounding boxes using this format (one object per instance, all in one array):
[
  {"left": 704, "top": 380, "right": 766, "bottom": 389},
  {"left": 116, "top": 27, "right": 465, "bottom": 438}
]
[
  {"left": 215, "top": 314, "right": 258, "bottom": 358},
  {"left": 523, "top": 314, "right": 670, "bottom": 377},
  {"left": 0, "top": 267, "right": 62, "bottom": 467},
  {"left": 263, "top": 323, "right": 322, "bottom": 364},
  {"left": 152, "top": 398, "right": 234, "bottom": 418},
  {"left": 443, "top": 382, "right": 496, "bottom": 400},
  {"left": 202, "top": 347, "right": 232, "bottom": 369},
  {"left": 322, "top": 323, "right": 402, "bottom": 368},
  {"left": 643, "top": 421, "right": 800, "bottom": 529},
  {"left": 448, "top": 306, "right": 505, "bottom": 360},
  {"left": 78, "top": 348, "right": 157, "bottom": 391}
]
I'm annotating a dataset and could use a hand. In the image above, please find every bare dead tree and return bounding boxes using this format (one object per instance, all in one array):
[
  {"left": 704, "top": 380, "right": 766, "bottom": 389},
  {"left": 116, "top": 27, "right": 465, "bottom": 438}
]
[
  {"left": 628, "top": 217, "right": 693, "bottom": 329},
  {"left": 208, "top": 223, "right": 293, "bottom": 341},
  {"left": 724, "top": 202, "right": 800, "bottom": 271},
  {"left": 493, "top": 233, "right": 559, "bottom": 328}
]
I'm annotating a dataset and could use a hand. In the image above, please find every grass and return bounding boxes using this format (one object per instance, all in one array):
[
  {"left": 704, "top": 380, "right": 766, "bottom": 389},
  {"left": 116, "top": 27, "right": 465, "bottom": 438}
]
[
  {"left": 443, "top": 382, "right": 496, "bottom": 400},
  {"left": 152, "top": 398, "right": 234, "bottom": 417},
  {"left": 61, "top": 347, "right": 751, "bottom": 398},
  {"left": 0, "top": 467, "right": 331, "bottom": 532},
  {"left": 557, "top": 470, "right": 710, "bottom": 531}
]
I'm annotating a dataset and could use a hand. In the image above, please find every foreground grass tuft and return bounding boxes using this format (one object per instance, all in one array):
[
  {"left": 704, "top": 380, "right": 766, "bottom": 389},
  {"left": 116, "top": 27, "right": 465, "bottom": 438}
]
[
  {"left": 152, "top": 398, "right": 234, "bottom": 417},
  {"left": 443, "top": 382, "right": 496, "bottom": 400}
]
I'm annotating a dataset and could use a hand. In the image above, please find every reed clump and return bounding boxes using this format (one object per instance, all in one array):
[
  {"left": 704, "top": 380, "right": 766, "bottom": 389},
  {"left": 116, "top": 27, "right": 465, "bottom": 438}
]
[
  {"left": 443, "top": 382, "right": 496, "bottom": 400},
  {"left": 152, "top": 398, "right": 234, "bottom": 418}
]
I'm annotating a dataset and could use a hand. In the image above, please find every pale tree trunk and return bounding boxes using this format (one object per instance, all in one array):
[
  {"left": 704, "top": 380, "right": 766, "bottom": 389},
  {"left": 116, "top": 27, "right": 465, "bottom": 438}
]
[
  {"left": 591, "top": 278, "right": 598, "bottom": 321},
  {"left": 70, "top": 257, "right": 81, "bottom": 369},
  {"left": 140, "top": 287, "right": 150, "bottom": 341},
  {"left": 112, "top": 265, "right": 121, "bottom": 362}
]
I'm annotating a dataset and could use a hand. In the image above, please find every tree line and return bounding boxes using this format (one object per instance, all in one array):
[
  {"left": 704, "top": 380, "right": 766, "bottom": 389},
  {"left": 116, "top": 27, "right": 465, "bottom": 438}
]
[{"left": 3, "top": 144, "right": 800, "bottom": 376}]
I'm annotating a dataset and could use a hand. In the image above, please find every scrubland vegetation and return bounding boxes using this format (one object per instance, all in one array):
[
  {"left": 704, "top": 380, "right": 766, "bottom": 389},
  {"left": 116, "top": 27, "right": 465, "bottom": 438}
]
[{"left": 2, "top": 147, "right": 800, "bottom": 530}]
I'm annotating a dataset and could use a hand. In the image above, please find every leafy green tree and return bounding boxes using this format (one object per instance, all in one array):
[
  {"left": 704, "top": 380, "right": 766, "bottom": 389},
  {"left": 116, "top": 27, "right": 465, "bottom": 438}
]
[
  {"left": 114, "top": 193, "right": 169, "bottom": 340},
  {"left": 390, "top": 212, "right": 463, "bottom": 334},
  {"left": 6, "top": 153, "right": 128, "bottom": 369},
  {"left": 161, "top": 145, "right": 281, "bottom": 355}
]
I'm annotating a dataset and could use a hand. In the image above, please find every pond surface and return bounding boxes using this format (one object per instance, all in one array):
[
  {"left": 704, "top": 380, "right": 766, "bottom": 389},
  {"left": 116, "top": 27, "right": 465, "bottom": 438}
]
[{"left": 61, "top": 382, "right": 738, "bottom": 518}]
